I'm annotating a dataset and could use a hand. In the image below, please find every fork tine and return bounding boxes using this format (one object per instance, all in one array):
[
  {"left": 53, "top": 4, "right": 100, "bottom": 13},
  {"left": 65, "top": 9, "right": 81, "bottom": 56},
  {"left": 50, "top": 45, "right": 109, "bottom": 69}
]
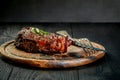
[
  {"left": 80, "top": 39, "right": 91, "bottom": 56},
  {"left": 85, "top": 38, "right": 95, "bottom": 54},
  {"left": 84, "top": 38, "right": 95, "bottom": 55},
  {"left": 82, "top": 39, "right": 91, "bottom": 56},
  {"left": 79, "top": 39, "right": 87, "bottom": 53},
  {"left": 83, "top": 39, "right": 93, "bottom": 56}
]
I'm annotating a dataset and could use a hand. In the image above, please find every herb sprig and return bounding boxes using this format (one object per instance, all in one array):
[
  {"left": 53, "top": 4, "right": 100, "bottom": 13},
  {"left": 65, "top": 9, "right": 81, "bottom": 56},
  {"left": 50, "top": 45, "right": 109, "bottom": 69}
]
[{"left": 31, "top": 27, "right": 49, "bottom": 35}]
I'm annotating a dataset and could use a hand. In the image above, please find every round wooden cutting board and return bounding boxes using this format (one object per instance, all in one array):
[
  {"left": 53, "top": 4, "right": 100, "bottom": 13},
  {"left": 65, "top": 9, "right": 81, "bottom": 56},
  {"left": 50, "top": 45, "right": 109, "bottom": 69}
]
[{"left": 0, "top": 40, "right": 105, "bottom": 68}]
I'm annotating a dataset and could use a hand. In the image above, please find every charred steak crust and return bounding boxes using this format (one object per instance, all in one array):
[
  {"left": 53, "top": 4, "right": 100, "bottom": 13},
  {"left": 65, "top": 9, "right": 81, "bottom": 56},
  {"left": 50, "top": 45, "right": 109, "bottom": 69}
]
[
  {"left": 14, "top": 34, "right": 39, "bottom": 53},
  {"left": 14, "top": 27, "right": 72, "bottom": 54}
]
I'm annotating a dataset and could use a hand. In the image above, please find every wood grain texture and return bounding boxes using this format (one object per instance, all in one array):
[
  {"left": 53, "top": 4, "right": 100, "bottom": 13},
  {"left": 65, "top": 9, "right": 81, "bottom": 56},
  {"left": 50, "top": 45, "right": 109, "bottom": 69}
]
[
  {"left": 0, "top": 26, "right": 16, "bottom": 80},
  {"left": 0, "top": 57, "right": 13, "bottom": 80},
  {"left": 71, "top": 23, "right": 120, "bottom": 80},
  {"left": 0, "top": 23, "right": 119, "bottom": 80},
  {"left": 0, "top": 40, "right": 105, "bottom": 68},
  {"left": 6, "top": 24, "right": 79, "bottom": 80},
  {"left": 8, "top": 67, "right": 79, "bottom": 80}
]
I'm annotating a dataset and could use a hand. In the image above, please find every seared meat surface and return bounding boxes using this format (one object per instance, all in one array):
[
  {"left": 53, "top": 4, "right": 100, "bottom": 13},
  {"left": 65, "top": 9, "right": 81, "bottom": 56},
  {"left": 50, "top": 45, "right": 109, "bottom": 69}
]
[{"left": 14, "top": 27, "right": 72, "bottom": 54}]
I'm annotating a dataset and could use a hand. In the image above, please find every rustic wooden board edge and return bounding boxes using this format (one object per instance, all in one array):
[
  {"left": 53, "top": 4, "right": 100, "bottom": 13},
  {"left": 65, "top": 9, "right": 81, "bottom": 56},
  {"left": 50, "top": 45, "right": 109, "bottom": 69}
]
[{"left": 0, "top": 40, "right": 106, "bottom": 68}]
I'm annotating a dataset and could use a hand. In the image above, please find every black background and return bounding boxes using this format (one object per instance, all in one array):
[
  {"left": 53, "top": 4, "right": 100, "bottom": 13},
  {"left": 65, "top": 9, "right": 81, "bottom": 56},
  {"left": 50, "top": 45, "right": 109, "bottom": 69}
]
[{"left": 0, "top": 0, "right": 120, "bottom": 22}]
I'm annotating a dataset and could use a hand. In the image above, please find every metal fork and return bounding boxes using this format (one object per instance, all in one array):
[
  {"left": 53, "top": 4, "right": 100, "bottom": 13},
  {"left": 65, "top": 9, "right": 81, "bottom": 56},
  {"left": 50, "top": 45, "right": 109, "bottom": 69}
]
[
  {"left": 56, "top": 30, "right": 106, "bottom": 56},
  {"left": 78, "top": 38, "right": 95, "bottom": 56}
]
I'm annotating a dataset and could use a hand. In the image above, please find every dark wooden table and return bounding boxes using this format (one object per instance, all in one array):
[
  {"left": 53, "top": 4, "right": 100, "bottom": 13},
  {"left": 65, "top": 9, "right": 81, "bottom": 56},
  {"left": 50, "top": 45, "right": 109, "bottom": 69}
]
[{"left": 0, "top": 23, "right": 120, "bottom": 80}]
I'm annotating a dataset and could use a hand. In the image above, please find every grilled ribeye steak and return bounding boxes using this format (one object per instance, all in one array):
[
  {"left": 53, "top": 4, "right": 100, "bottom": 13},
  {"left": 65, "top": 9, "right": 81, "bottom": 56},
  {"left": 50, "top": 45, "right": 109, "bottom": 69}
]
[{"left": 14, "top": 27, "right": 72, "bottom": 53}]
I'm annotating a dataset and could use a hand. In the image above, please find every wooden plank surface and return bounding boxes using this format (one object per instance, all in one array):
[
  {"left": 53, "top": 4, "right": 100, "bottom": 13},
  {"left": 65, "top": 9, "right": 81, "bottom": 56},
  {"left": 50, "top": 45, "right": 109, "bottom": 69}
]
[
  {"left": 71, "top": 23, "right": 120, "bottom": 80},
  {"left": 0, "top": 26, "right": 15, "bottom": 80},
  {"left": 0, "top": 24, "right": 79, "bottom": 80},
  {"left": 0, "top": 57, "right": 13, "bottom": 80},
  {"left": 0, "top": 23, "right": 120, "bottom": 80}
]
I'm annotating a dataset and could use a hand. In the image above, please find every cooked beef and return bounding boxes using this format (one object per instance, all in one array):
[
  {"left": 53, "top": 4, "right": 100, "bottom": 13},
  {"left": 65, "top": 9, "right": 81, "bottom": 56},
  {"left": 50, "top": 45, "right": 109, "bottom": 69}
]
[{"left": 14, "top": 27, "right": 72, "bottom": 53}]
